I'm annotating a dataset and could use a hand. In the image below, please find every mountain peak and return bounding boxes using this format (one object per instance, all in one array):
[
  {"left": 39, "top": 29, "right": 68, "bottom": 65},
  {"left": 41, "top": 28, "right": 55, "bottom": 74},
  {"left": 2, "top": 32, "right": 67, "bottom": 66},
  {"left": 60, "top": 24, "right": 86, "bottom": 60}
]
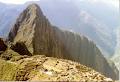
[
  {"left": 26, "top": 3, "right": 43, "bottom": 15},
  {"left": 8, "top": 3, "right": 44, "bottom": 42},
  {"left": 7, "top": 3, "right": 119, "bottom": 80},
  {"left": 27, "top": 3, "right": 39, "bottom": 8},
  {"left": 20, "top": 3, "right": 44, "bottom": 21}
]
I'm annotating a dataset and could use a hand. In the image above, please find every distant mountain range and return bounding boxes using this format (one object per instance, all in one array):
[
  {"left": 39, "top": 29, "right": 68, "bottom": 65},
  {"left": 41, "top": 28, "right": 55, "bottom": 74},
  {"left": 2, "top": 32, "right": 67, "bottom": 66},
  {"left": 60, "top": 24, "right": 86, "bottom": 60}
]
[{"left": 0, "top": 0, "right": 119, "bottom": 58}]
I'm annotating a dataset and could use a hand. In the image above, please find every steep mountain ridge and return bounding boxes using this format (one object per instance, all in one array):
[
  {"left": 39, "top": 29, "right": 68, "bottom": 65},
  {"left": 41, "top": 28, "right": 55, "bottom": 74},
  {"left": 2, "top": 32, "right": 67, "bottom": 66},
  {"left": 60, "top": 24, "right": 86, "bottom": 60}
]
[
  {"left": 8, "top": 3, "right": 119, "bottom": 80},
  {"left": 0, "top": 1, "right": 118, "bottom": 57},
  {"left": 36, "top": 0, "right": 118, "bottom": 57},
  {"left": 8, "top": 4, "right": 70, "bottom": 59}
]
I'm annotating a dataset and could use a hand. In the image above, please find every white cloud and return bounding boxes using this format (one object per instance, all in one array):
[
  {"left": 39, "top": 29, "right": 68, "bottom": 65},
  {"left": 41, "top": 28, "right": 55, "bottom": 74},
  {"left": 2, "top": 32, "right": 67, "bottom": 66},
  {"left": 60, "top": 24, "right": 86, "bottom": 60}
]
[{"left": 0, "top": 0, "right": 39, "bottom": 4}]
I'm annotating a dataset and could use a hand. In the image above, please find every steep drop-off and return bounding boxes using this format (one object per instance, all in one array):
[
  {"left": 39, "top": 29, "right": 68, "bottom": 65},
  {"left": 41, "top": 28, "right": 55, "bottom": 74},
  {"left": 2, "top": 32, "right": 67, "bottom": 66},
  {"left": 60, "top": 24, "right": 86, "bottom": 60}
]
[{"left": 8, "top": 3, "right": 119, "bottom": 80}]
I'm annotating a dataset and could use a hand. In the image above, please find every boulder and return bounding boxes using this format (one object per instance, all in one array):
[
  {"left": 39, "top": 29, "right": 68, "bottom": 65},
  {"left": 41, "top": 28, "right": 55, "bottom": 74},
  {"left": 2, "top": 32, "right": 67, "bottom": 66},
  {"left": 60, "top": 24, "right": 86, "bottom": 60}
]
[
  {"left": 0, "top": 38, "right": 7, "bottom": 54},
  {"left": 10, "top": 42, "right": 32, "bottom": 56}
]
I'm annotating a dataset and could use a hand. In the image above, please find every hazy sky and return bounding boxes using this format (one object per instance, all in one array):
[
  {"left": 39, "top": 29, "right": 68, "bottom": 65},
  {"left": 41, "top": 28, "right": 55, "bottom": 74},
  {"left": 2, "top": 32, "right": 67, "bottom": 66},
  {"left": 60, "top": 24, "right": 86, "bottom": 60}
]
[
  {"left": 0, "top": 0, "right": 39, "bottom": 4},
  {"left": 0, "top": 0, "right": 119, "bottom": 8}
]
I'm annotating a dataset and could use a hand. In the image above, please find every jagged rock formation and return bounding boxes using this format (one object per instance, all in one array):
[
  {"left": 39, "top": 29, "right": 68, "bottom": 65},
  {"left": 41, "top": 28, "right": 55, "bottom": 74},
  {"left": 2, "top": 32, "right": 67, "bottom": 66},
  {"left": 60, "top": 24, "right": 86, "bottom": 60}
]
[
  {"left": 8, "top": 4, "right": 70, "bottom": 59},
  {"left": 10, "top": 42, "right": 32, "bottom": 56},
  {"left": 0, "top": 55, "right": 112, "bottom": 81},
  {"left": 0, "top": 38, "right": 7, "bottom": 54},
  {"left": 8, "top": 3, "right": 119, "bottom": 80}
]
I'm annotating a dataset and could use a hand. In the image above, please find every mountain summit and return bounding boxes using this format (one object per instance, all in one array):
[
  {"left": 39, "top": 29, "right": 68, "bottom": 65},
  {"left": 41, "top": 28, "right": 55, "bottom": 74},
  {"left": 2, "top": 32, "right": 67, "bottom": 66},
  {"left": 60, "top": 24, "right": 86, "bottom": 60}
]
[
  {"left": 8, "top": 3, "right": 70, "bottom": 59},
  {"left": 8, "top": 3, "right": 119, "bottom": 80},
  {"left": 8, "top": 4, "right": 43, "bottom": 42}
]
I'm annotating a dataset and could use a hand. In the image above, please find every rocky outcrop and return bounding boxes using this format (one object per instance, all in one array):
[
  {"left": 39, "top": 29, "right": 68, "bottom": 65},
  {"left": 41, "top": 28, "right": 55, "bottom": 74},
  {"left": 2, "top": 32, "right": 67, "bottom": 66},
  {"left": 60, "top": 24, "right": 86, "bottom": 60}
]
[
  {"left": 10, "top": 42, "right": 32, "bottom": 56},
  {"left": 8, "top": 4, "right": 69, "bottom": 59},
  {"left": 0, "top": 48, "right": 29, "bottom": 61},
  {"left": 0, "top": 38, "right": 7, "bottom": 54},
  {"left": 8, "top": 3, "right": 119, "bottom": 80},
  {"left": 0, "top": 55, "right": 113, "bottom": 81}
]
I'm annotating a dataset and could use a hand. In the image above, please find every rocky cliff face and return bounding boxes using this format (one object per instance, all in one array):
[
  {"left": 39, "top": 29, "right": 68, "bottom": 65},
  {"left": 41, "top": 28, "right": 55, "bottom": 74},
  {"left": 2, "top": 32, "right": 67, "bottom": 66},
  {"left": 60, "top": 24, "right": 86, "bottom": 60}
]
[
  {"left": 8, "top": 3, "right": 119, "bottom": 80},
  {"left": 0, "top": 38, "right": 7, "bottom": 54}
]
